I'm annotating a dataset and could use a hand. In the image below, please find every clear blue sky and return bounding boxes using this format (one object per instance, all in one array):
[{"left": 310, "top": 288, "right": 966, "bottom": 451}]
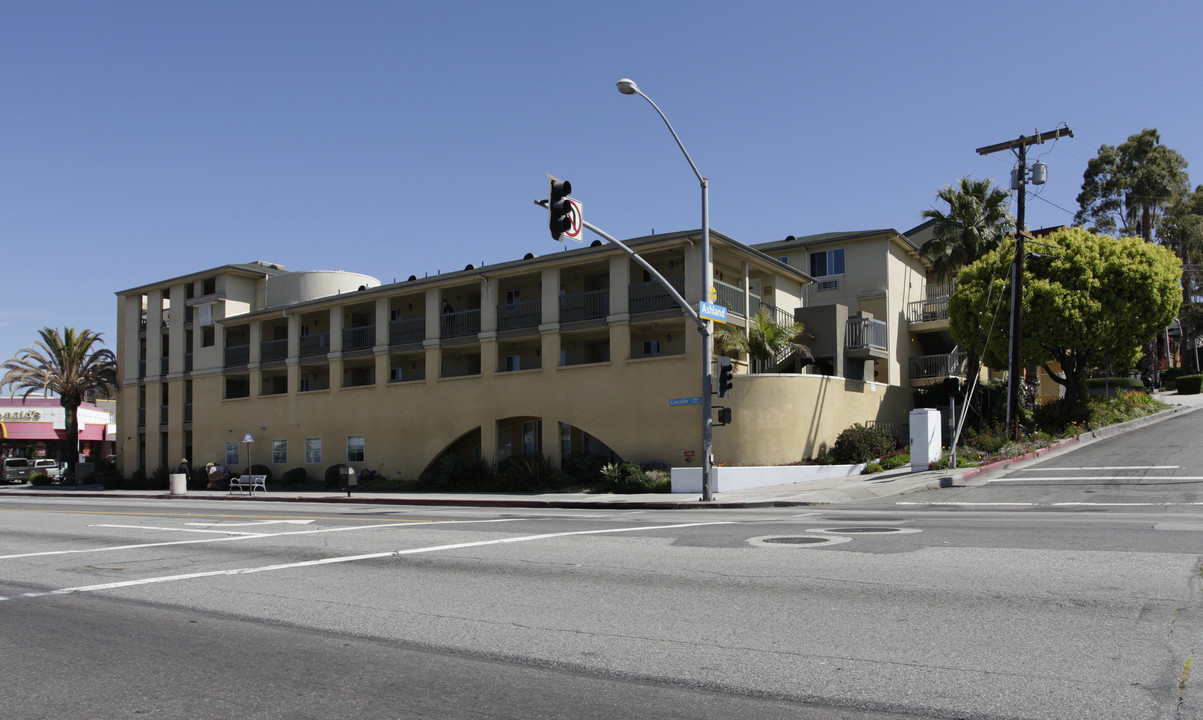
[{"left": 3, "top": 0, "right": 1201, "bottom": 370}]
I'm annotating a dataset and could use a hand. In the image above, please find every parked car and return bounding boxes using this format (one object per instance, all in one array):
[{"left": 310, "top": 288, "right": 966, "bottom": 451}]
[
  {"left": 1, "top": 457, "right": 31, "bottom": 484},
  {"left": 32, "top": 459, "right": 62, "bottom": 481}
]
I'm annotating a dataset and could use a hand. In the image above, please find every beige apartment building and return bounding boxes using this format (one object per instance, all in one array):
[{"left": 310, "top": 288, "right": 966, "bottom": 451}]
[{"left": 115, "top": 230, "right": 919, "bottom": 481}]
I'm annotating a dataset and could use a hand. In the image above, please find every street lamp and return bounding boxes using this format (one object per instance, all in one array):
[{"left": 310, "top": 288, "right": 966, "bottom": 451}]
[{"left": 617, "top": 78, "right": 714, "bottom": 502}]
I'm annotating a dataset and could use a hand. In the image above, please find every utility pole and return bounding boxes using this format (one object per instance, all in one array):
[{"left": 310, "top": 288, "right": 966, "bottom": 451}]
[{"left": 976, "top": 126, "right": 1073, "bottom": 440}]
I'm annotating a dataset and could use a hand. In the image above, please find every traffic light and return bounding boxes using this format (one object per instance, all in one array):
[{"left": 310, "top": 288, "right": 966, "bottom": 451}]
[
  {"left": 717, "top": 407, "right": 732, "bottom": 425},
  {"left": 548, "top": 176, "right": 573, "bottom": 241},
  {"left": 717, "top": 356, "right": 734, "bottom": 398}
]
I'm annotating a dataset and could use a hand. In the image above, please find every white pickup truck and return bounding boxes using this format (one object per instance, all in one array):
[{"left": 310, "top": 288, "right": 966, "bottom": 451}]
[{"left": 32, "top": 459, "right": 62, "bottom": 481}]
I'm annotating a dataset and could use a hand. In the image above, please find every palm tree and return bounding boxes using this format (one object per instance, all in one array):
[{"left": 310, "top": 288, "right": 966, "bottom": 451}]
[
  {"left": 716, "top": 308, "right": 811, "bottom": 373},
  {"left": 2, "top": 328, "right": 118, "bottom": 483},
  {"left": 920, "top": 177, "right": 1014, "bottom": 281}
]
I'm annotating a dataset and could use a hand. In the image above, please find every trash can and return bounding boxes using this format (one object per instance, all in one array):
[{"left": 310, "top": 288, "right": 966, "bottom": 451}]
[{"left": 169, "top": 473, "right": 187, "bottom": 496}]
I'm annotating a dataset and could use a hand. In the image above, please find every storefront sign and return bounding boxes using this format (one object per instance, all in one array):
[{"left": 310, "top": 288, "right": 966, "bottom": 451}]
[{"left": 1, "top": 410, "right": 42, "bottom": 421}]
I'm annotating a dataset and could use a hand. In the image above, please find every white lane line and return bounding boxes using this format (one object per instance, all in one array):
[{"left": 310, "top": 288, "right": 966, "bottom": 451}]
[
  {"left": 988, "top": 476, "right": 1203, "bottom": 482},
  {"left": 0, "top": 521, "right": 732, "bottom": 602},
  {"left": 897, "top": 501, "right": 1203, "bottom": 507},
  {"left": 97, "top": 524, "right": 269, "bottom": 536},
  {"left": 183, "top": 520, "right": 316, "bottom": 527},
  {"left": 0, "top": 518, "right": 524, "bottom": 561},
  {"left": 1012, "top": 466, "right": 1180, "bottom": 471}
]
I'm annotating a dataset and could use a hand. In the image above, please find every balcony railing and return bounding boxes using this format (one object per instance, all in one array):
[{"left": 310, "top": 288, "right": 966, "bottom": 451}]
[
  {"left": 908, "top": 295, "right": 950, "bottom": 323},
  {"left": 389, "top": 317, "right": 425, "bottom": 345},
  {"left": 713, "top": 280, "right": 761, "bottom": 316},
  {"left": 342, "top": 324, "right": 376, "bottom": 352},
  {"left": 497, "top": 299, "right": 542, "bottom": 330},
  {"left": 440, "top": 309, "right": 481, "bottom": 339},
  {"left": 910, "top": 351, "right": 967, "bottom": 380},
  {"left": 261, "top": 338, "right": 288, "bottom": 363},
  {"left": 224, "top": 344, "right": 250, "bottom": 367},
  {"left": 299, "top": 333, "right": 330, "bottom": 358},
  {"left": 845, "top": 318, "right": 888, "bottom": 351},
  {"left": 560, "top": 289, "right": 609, "bottom": 322},
  {"left": 629, "top": 277, "right": 685, "bottom": 314}
]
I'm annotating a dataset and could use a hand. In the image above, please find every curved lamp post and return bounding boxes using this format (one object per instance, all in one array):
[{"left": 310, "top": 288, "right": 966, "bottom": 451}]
[{"left": 616, "top": 78, "right": 714, "bottom": 501}]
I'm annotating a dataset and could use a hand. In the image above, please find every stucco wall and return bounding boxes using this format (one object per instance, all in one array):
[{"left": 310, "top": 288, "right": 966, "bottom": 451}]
[{"left": 716, "top": 373, "right": 913, "bottom": 465}]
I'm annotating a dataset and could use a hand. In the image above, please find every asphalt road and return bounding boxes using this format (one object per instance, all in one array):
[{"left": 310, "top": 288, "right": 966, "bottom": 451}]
[{"left": 3, "top": 411, "right": 1202, "bottom": 719}]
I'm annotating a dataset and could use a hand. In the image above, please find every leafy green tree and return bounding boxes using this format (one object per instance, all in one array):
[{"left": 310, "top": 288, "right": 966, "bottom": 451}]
[
  {"left": 919, "top": 177, "right": 1014, "bottom": 281},
  {"left": 1075, "top": 128, "right": 1190, "bottom": 241},
  {"left": 2, "top": 328, "right": 118, "bottom": 482},
  {"left": 1162, "top": 185, "right": 1203, "bottom": 369},
  {"left": 949, "top": 228, "right": 1181, "bottom": 409},
  {"left": 715, "top": 308, "right": 811, "bottom": 373}
]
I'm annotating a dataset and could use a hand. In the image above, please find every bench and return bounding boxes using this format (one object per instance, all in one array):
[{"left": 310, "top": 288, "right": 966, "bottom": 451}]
[{"left": 228, "top": 474, "right": 267, "bottom": 495}]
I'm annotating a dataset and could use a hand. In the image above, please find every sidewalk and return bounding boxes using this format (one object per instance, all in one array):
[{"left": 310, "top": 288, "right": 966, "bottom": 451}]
[{"left": 5, "top": 391, "right": 1200, "bottom": 510}]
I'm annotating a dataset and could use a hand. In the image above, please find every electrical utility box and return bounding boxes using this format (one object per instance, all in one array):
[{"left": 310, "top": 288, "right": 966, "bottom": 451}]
[{"left": 909, "top": 408, "right": 942, "bottom": 472}]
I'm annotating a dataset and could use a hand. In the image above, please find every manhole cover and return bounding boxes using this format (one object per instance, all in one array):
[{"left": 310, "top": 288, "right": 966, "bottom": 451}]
[
  {"left": 825, "top": 527, "right": 903, "bottom": 533},
  {"left": 748, "top": 534, "right": 851, "bottom": 548}
]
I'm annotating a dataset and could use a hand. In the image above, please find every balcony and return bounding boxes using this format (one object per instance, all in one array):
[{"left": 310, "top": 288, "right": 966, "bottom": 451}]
[
  {"left": 560, "top": 289, "right": 609, "bottom": 323},
  {"left": 629, "top": 278, "right": 685, "bottom": 314},
  {"left": 713, "top": 280, "right": 761, "bottom": 316},
  {"left": 845, "top": 318, "right": 888, "bottom": 359},
  {"left": 299, "top": 333, "right": 330, "bottom": 358},
  {"left": 497, "top": 299, "right": 542, "bottom": 331},
  {"left": 910, "top": 351, "right": 967, "bottom": 381},
  {"left": 224, "top": 344, "right": 250, "bottom": 367},
  {"left": 440, "top": 309, "right": 481, "bottom": 339},
  {"left": 908, "top": 295, "right": 951, "bottom": 324},
  {"left": 261, "top": 338, "right": 288, "bottom": 363},
  {"left": 389, "top": 317, "right": 425, "bottom": 346},
  {"left": 342, "top": 324, "right": 376, "bottom": 352}
]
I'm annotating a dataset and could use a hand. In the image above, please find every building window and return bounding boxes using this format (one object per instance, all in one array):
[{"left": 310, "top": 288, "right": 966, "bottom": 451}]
[
  {"left": 346, "top": 435, "right": 365, "bottom": 463},
  {"left": 506, "top": 355, "right": 521, "bottom": 372},
  {"left": 506, "top": 289, "right": 520, "bottom": 305},
  {"left": 497, "top": 427, "right": 512, "bottom": 462},
  {"left": 272, "top": 439, "right": 287, "bottom": 464},
  {"left": 305, "top": 438, "right": 322, "bottom": 464},
  {"left": 809, "top": 248, "right": 845, "bottom": 278},
  {"left": 225, "top": 442, "right": 239, "bottom": 466},
  {"left": 522, "top": 420, "right": 540, "bottom": 456},
  {"left": 643, "top": 339, "right": 661, "bottom": 356}
]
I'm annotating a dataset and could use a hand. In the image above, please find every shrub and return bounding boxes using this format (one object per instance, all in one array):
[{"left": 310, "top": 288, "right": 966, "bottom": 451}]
[
  {"left": 1176, "top": 375, "right": 1203, "bottom": 394},
  {"left": 861, "top": 463, "right": 884, "bottom": 474},
  {"left": 324, "top": 463, "right": 350, "bottom": 489},
  {"left": 246, "top": 464, "right": 273, "bottom": 482},
  {"left": 30, "top": 472, "right": 53, "bottom": 486},
  {"left": 1160, "top": 367, "right": 1190, "bottom": 390},
  {"left": 498, "top": 455, "right": 563, "bottom": 492},
  {"left": 281, "top": 467, "right": 308, "bottom": 486},
  {"left": 1084, "top": 377, "right": 1145, "bottom": 396},
  {"left": 830, "top": 424, "right": 898, "bottom": 464},
  {"left": 880, "top": 452, "right": 910, "bottom": 470}
]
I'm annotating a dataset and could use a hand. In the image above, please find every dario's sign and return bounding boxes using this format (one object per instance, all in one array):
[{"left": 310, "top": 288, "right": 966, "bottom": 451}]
[{"left": 0, "top": 410, "right": 42, "bottom": 421}]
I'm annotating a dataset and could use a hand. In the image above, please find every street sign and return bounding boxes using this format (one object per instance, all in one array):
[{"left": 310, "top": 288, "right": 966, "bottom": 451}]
[
  {"left": 670, "top": 396, "right": 704, "bottom": 406},
  {"left": 242, "top": 433, "right": 255, "bottom": 443},
  {"left": 698, "top": 301, "right": 727, "bottom": 323},
  {"left": 561, "top": 198, "right": 583, "bottom": 242}
]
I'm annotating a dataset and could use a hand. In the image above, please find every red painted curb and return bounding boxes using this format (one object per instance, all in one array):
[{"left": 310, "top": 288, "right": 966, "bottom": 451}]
[{"left": 960, "top": 435, "right": 1081, "bottom": 480}]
